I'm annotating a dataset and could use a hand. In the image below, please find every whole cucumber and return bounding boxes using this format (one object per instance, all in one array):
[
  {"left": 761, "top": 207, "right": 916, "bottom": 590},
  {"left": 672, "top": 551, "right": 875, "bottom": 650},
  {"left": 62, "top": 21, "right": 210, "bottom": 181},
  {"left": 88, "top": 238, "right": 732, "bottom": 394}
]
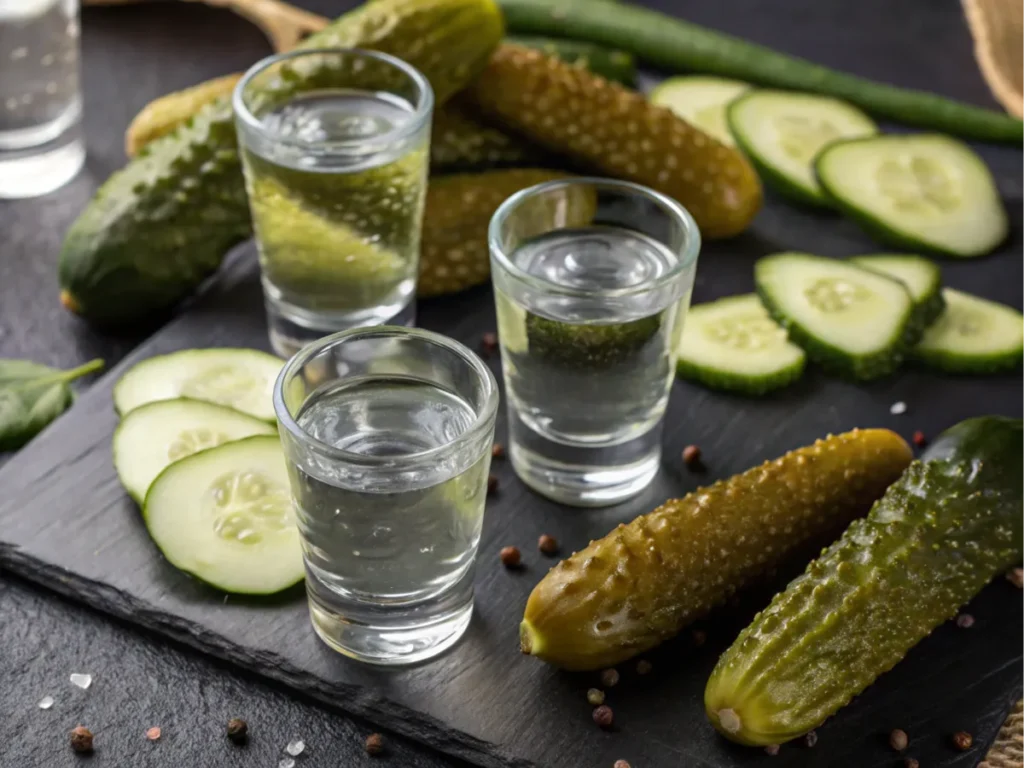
[
  {"left": 705, "top": 416, "right": 1023, "bottom": 746},
  {"left": 59, "top": 0, "right": 504, "bottom": 326},
  {"left": 498, "top": 0, "right": 1024, "bottom": 143}
]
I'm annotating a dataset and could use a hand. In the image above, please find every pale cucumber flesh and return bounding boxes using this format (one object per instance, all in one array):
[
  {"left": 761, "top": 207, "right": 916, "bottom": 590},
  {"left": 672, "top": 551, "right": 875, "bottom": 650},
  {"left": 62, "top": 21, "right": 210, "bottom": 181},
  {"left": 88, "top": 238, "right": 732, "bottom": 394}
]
[
  {"left": 913, "top": 288, "right": 1023, "bottom": 373},
  {"left": 755, "top": 252, "right": 913, "bottom": 379},
  {"left": 649, "top": 76, "right": 750, "bottom": 147},
  {"left": 143, "top": 435, "right": 304, "bottom": 595},
  {"left": 113, "top": 398, "right": 275, "bottom": 502},
  {"left": 848, "top": 254, "right": 940, "bottom": 305},
  {"left": 816, "top": 134, "right": 1008, "bottom": 257},
  {"left": 114, "top": 348, "right": 282, "bottom": 421},
  {"left": 728, "top": 90, "right": 876, "bottom": 204},
  {"left": 676, "top": 294, "right": 805, "bottom": 395}
]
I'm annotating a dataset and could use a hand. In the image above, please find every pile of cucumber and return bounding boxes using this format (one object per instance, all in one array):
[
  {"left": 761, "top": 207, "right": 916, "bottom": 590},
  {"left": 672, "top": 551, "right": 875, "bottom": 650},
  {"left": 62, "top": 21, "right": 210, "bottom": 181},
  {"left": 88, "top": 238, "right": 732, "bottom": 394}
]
[
  {"left": 110, "top": 348, "right": 305, "bottom": 595},
  {"left": 651, "top": 79, "right": 1009, "bottom": 258},
  {"left": 676, "top": 252, "right": 1023, "bottom": 393}
]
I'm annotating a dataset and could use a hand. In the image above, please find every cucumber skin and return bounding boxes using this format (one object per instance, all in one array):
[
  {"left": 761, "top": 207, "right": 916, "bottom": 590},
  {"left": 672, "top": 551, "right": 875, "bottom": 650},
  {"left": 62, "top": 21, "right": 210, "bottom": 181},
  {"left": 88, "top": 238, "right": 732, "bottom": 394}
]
[
  {"left": 815, "top": 136, "right": 1009, "bottom": 259},
  {"left": 911, "top": 291, "right": 1024, "bottom": 374},
  {"left": 498, "top": 0, "right": 1023, "bottom": 144},
  {"left": 59, "top": 0, "right": 505, "bottom": 326},
  {"left": 519, "top": 429, "right": 913, "bottom": 670},
  {"left": 754, "top": 256, "right": 913, "bottom": 380},
  {"left": 706, "top": 416, "right": 1023, "bottom": 746},
  {"left": 509, "top": 36, "right": 636, "bottom": 85},
  {"left": 675, "top": 354, "right": 804, "bottom": 396}
]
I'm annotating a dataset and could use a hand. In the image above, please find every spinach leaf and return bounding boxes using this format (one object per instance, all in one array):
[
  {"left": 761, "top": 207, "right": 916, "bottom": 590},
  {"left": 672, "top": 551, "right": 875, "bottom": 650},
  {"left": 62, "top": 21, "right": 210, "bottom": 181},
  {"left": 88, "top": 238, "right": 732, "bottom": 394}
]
[{"left": 0, "top": 358, "right": 104, "bottom": 451}]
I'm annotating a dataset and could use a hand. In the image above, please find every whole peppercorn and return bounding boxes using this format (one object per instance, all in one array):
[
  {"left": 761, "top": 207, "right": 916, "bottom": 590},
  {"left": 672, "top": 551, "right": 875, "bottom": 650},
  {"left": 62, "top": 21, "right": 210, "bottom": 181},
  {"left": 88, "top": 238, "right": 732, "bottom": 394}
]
[
  {"left": 538, "top": 534, "right": 559, "bottom": 556},
  {"left": 365, "top": 733, "right": 385, "bottom": 756},
  {"left": 70, "top": 726, "right": 94, "bottom": 754},
  {"left": 912, "top": 430, "right": 927, "bottom": 448},
  {"left": 587, "top": 688, "right": 606, "bottom": 706},
  {"left": 600, "top": 668, "right": 620, "bottom": 688},
  {"left": 635, "top": 659, "right": 652, "bottom": 675},
  {"left": 491, "top": 443, "right": 505, "bottom": 459},
  {"left": 226, "top": 718, "right": 248, "bottom": 745},
  {"left": 487, "top": 474, "right": 499, "bottom": 495},
  {"left": 764, "top": 744, "right": 780, "bottom": 756},
  {"left": 682, "top": 445, "right": 702, "bottom": 467},
  {"left": 593, "top": 704, "right": 614, "bottom": 729},
  {"left": 956, "top": 613, "right": 975, "bottom": 629},
  {"left": 613, "top": 761, "right": 632, "bottom": 768},
  {"left": 904, "top": 759, "right": 919, "bottom": 768},
  {"left": 481, "top": 332, "right": 498, "bottom": 354},
  {"left": 500, "top": 546, "right": 521, "bottom": 567},
  {"left": 804, "top": 730, "right": 818, "bottom": 748},
  {"left": 952, "top": 731, "right": 973, "bottom": 751},
  {"left": 889, "top": 729, "right": 909, "bottom": 751}
]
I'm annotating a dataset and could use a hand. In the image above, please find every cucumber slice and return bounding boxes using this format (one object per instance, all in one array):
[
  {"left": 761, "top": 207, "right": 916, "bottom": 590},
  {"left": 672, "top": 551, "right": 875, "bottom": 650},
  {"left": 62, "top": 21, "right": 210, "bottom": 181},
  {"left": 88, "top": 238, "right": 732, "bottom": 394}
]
[
  {"left": 114, "top": 348, "right": 282, "bottom": 422},
  {"left": 676, "top": 294, "right": 805, "bottom": 395},
  {"left": 912, "top": 288, "right": 1023, "bottom": 373},
  {"left": 816, "top": 134, "right": 1008, "bottom": 258},
  {"left": 649, "top": 76, "right": 750, "bottom": 147},
  {"left": 727, "top": 90, "right": 877, "bottom": 205},
  {"left": 849, "top": 253, "right": 945, "bottom": 344},
  {"left": 143, "top": 435, "right": 304, "bottom": 594},
  {"left": 113, "top": 399, "right": 276, "bottom": 503},
  {"left": 755, "top": 252, "right": 913, "bottom": 379}
]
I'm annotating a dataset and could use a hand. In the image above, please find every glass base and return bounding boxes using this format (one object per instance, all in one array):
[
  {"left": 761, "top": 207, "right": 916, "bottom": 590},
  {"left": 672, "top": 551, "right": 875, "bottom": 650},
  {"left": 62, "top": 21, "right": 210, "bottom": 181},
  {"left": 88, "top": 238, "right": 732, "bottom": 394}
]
[
  {"left": 0, "top": 135, "right": 84, "bottom": 198},
  {"left": 509, "top": 414, "right": 662, "bottom": 507},
  {"left": 307, "top": 588, "right": 474, "bottom": 666},
  {"left": 264, "top": 279, "right": 416, "bottom": 357}
]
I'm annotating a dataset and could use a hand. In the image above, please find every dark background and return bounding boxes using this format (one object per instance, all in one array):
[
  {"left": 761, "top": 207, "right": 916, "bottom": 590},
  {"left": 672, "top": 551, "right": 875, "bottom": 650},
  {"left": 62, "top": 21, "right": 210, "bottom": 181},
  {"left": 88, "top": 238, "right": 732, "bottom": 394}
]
[{"left": 0, "top": 1, "right": 1020, "bottom": 767}]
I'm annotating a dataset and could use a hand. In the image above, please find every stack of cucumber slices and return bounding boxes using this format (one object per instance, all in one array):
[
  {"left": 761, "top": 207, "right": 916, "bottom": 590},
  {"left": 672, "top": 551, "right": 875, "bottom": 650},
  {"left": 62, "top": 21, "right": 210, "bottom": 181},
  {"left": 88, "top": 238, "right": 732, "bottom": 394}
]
[
  {"left": 676, "top": 253, "right": 1023, "bottom": 394},
  {"left": 111, "top": 348, "right": 305, "bottom": 595},
  {"left": 651, "top": 79, "right": 1009, "bottom": 258}
]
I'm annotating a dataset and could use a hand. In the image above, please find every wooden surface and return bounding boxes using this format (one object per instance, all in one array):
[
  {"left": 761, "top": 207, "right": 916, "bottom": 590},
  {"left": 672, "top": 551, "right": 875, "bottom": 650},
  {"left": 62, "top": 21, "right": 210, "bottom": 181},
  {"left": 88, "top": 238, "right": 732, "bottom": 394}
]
[{"left": 0, "top": 1, "right": 1021, "bottom": 767}]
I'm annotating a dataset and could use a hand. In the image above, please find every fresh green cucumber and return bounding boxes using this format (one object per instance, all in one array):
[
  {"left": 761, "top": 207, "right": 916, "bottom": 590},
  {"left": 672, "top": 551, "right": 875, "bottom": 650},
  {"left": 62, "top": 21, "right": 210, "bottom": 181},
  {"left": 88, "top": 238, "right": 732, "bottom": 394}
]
[
  {"left": 912, "top": 288, "right": 1023, "bottom": 373},
  {"left": 727, "top": 90, "right": 877, "bottom": 205},
  {"left": 58, "top": 0, "right": 504, "bottom": 326},
  {"left": 649, "top": 76, "right": 750, "bottom": 146},
  {"left": 754, "top": 252, "right": 913, "bottom": 379},
  {"left": 144, "top": 435, "right": 304, "bottom": 595},
  {"left": 816, "top": 134, "right": 1009, "bottom": 258},
  {"left": 676, "top": 294, "right": 805, "bottom": 395},
  {"left": 497, "top": 0, "right": 1024, "bottom": 143},
  {"left": 849, "top": 254, "right": 945, "bottom": 344},
  {"left": 113, "top": 399, "right": 275, "bottom": 502},
  {"left": 510, "top": 36, "right": 636, "bottom": 85},
  {"left": 113, "top": 349, "right": 282, "bottom": 421},
  {"left": 706, "top": 416, "right": 1023, "bottom": 746}
]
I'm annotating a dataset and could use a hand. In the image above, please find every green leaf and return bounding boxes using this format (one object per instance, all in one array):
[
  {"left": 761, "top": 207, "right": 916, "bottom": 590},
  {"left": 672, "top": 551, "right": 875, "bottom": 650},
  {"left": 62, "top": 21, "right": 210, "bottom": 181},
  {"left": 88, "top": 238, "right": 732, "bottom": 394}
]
[{"left": 0, "top": 358, "right": 104, "bottom": 451}]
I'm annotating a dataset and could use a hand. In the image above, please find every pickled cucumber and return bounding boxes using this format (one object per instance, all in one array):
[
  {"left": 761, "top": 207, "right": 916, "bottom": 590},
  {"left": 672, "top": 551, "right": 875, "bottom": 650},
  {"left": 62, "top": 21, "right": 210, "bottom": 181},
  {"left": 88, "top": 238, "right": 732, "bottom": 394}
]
[
  {"left": 706, "top": 416, "right": 1023, "bottom": 746},
  {"left": 519, "top": 428, "right": 913, "bottom": 670},
  {"left": 467, "top": 44, "right": 763, "bottom": 238}
]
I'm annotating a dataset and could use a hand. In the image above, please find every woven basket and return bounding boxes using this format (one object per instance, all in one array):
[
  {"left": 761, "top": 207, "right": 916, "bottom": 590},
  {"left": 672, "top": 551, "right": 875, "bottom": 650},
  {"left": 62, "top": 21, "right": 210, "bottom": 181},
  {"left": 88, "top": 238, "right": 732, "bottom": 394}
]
[
  {"left": 962, "top": 0, "right": 1023, "bottom": 117},
  {"left": 981, "top": 700, "right": 1024, "bottom": 768}
]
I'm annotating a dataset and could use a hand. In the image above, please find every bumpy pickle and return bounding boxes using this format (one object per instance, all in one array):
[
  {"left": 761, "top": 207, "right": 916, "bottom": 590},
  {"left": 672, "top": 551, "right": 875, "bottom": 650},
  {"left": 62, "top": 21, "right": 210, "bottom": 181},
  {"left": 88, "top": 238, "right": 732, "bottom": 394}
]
[
  {"left": 519, "top": 428, "right": 913, "bottom": 670},
  {"left": 705, "top": 416, "right": 1022, "bottom": 746}
]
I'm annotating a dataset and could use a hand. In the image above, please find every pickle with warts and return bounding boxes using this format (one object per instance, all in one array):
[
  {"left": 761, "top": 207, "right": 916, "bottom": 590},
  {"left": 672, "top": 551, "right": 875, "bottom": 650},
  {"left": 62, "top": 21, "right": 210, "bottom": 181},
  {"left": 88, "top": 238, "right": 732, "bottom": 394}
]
[{"left": 519, "top": 428, "right": 913, "bottom": 670}]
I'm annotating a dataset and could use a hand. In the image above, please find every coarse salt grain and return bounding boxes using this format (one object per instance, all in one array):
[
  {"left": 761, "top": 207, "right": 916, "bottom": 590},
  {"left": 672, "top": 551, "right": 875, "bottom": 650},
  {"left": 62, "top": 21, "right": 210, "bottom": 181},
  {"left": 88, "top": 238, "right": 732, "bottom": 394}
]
[
  {"left": 69, "top": 673, "right": 92, "bottom": 690},
  {"left": 889, "top": 401, "right": 907, "bottom": 415}
]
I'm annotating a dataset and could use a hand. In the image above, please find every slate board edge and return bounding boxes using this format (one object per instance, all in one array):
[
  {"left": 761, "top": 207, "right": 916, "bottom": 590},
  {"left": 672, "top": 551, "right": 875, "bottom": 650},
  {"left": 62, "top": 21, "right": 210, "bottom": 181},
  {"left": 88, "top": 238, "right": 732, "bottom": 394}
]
[{"left": 0, "top": 544, "right": 534, "bottom": 768}]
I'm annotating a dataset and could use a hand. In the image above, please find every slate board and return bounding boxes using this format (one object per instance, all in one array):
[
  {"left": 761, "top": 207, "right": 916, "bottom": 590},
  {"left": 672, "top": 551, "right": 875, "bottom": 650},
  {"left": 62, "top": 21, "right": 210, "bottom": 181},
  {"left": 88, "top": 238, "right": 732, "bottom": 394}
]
[{"left": 1, "top": 170, "right": 1023, "bottom": 768}]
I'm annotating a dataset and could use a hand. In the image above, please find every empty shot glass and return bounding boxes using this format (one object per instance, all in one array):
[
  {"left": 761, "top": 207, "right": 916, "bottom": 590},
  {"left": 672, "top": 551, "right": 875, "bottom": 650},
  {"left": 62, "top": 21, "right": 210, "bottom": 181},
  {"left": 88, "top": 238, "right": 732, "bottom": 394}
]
[
  {"left": 274, "top": 327, "right": 499, "bottom": 665},
  {"left": 234, "top": 48, "right": 433, "bottom": 357},
  {"left": 0, "top": 0, "right": 85, "bottom": 198},
  {"left": 489, "top": 178, "right": 700, "bottom": 507}
]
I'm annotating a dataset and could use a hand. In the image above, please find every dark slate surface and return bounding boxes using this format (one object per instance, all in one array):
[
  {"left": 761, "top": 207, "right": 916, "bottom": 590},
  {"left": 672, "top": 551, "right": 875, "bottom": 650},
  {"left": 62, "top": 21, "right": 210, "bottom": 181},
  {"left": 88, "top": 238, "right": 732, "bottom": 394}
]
[{"left": 0, "top": 0, "right": 1021, "bottom": 767}]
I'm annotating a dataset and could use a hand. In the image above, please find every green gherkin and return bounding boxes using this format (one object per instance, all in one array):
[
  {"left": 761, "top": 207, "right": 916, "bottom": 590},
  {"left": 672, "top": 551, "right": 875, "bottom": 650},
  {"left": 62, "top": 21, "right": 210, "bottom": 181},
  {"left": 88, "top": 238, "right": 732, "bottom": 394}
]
[
  {"left": 706, "top": 416, "right": 1023, "bottom": 746},
  {"left": 520, "top": 429, "right": 913, "bottom": 670}
]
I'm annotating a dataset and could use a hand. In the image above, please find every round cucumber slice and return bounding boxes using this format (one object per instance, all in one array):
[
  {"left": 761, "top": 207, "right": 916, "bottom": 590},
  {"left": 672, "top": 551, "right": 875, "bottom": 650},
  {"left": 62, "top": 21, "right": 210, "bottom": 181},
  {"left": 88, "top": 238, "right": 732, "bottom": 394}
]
[
  {"left": 143, "top": 435, "right": 304, "bottom": 595},
  {"left": 676, "top": 294, "right": 805, "bottom": 395},
  {"left": 728, "top": 90, "right": 877, "bottom": 205},
  {"left": 816, "top": 134, "right": 1008, "bottom": 258},
  {"left": 649, "top": 76, "right": 750, "bottom": 147},
  {"left": 913, "top": 288, "right": 1023, "bottom": 373},
  {"left": 755, "top": 252, "right": 914, "bottom": 380},
  {"left": 114, "top": 348, "right": 282, "bottom": 421},
  {"left": 849, "top": 254, "right": 945, "bottom": 344},
  {"left": 113, "top": 399, "right": 276, "bottom": 503}
]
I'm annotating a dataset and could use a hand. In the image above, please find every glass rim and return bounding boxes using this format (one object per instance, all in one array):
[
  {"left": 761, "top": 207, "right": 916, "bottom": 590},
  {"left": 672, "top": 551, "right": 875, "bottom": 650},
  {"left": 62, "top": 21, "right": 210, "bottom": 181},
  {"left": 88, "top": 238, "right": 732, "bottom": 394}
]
[
  {"left": 487, "top": 176, "right": 701, "bottom": 299},
  {"left": 232, "top": 47, "right": 435, "bottom": 151},
  {"left": 273, "top": 326, "right": 499, "bottom": 468}
]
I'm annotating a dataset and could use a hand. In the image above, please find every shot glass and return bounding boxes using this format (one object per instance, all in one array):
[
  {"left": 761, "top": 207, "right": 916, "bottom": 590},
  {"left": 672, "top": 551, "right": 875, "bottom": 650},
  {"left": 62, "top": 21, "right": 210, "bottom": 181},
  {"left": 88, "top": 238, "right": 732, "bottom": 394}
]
[
  {"left": 489, "top": 178, "right": 700, "bottom": 507},
  {"left": 274, "top": 327, "right": 499, "bottom": 665},
  {"left": 0, "top": 0, "right": 85, "bottom": 198},
  {"left": 234, "top": 48, "right": 433, "bottom": 357}
]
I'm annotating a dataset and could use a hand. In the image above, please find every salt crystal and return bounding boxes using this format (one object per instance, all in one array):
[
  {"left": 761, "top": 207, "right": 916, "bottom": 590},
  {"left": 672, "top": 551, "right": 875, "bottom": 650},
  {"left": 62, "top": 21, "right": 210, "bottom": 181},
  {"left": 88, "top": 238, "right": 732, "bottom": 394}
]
[
  {"left": 70, "top": 673, "right": 92, "bottom": 689},
  {"left": 285, "top": 740, "right": 305, "bottom": 757},
  {"left": 37, "top": 696, "right": 53, "bottom": 709},
  {"left": 889, "top": 401, "right": 907, "bottom": 415},
  {"left": 279, "top": 759, "right": 295, "bottom": 768}
]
